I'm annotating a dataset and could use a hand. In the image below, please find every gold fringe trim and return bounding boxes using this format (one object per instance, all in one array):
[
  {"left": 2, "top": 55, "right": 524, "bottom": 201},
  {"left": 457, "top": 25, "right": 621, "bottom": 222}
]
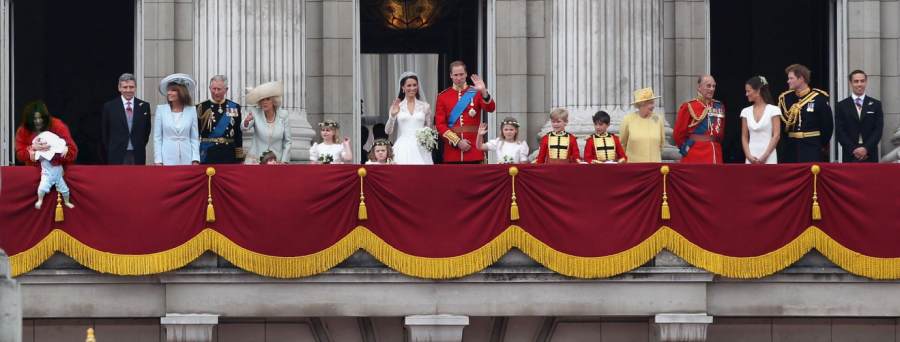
[{"left": 10, "top": 226, "right": 900, "bottom": 280}]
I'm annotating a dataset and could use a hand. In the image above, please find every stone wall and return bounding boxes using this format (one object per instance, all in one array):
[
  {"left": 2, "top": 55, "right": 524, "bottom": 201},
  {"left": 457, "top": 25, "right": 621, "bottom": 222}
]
[
  {"left": 18, "top": 317, "right": 900, "bottom": 341},
  {"left": 306, "top": 0, "right": 354, "bottom": 151},
  {"left": 663, "top": 0, "right": 708, "bottom": 127}
]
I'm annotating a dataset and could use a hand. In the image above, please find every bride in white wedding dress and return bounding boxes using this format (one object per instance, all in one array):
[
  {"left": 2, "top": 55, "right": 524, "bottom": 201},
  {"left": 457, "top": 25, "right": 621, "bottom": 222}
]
[{"left": 385, "top": 72, "right": 434, "bottom": 165}]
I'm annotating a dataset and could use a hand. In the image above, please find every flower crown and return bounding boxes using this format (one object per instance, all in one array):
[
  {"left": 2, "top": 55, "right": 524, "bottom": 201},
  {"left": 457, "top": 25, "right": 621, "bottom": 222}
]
[
  {"left": 373, "top": 138, "right": 392, "bottom": 147},
  {"left": 501, "top": 119, "right": 520, "bottom": 128},
  {"left": 319, "top": 120, "right": 339, "bottom": 129}
]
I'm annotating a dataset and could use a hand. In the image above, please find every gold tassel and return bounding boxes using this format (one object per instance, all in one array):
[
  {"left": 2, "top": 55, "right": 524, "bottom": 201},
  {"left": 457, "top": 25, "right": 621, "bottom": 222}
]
[
  {"left": 811, "top": 165, "right": 821, "bottom": 221},
  {"left": 359, "top": 202, "right": 368, "bottom": 221},
  {"left": 206, "top": 200, "right": 216, "bottom": 222},
  {"left": 509, "top": 167, "right": 520, "bottom": 221},
  {"left": 660, "top": 166, "right": 671, "bottom": 220},
  {"left": 85, "top": 327, "right": 96, "bottom": 342},
  {"left": 358, "top": 168, "right": 368, "bottom": 221},
  {"left": 206, "top": 167, "right": 216, "bottom": 223},
  {"left": 55, "top": 193, "right": 64, "bottom": 222}
]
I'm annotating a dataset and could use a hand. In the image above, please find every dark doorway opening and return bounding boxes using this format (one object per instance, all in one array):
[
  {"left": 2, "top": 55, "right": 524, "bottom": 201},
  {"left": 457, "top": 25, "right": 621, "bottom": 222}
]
[
  {"left": 13, "top": 0, "right": 135, "bottom": 165},
  {"left": 710, "top": 0, "right": 832, "bottom": 163},
  {"left": 360, "top": 0, "right": 485, "bottom": 90}
]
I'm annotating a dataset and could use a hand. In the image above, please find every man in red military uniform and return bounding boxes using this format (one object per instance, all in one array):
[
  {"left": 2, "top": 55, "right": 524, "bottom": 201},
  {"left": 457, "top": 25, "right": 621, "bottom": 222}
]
[
  {"left": 434, "top": 60, "right": 497, "bottom": 163},
  {"left": 674, "top": 75, "right": 725, "bottom": 164}
]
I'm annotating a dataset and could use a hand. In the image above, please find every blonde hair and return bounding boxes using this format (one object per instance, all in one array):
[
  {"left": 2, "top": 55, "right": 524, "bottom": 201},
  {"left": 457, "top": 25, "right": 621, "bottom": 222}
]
[
  {"left": 500, "top": 117, "right": 521, "bottom": 141},
  {"left": 549, "top": 108, "right": 569, "bottom": 122}
]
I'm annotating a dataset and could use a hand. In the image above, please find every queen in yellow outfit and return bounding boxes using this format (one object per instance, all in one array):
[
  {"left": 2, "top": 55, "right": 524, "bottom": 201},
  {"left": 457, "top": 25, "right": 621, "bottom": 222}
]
[{"left": 620, "top": 88, "right": 665, "bottom": 163}]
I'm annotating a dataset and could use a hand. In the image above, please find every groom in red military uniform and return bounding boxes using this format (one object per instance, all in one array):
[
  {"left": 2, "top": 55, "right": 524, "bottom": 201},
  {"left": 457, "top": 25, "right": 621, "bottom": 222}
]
[{"left": 435, "top": 60, "right": 497, "bottom": 163}]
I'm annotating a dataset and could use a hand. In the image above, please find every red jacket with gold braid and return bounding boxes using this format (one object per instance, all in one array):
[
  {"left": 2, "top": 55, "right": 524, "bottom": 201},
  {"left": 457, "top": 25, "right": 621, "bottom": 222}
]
[
  {"left": 583, "top": 132, "right": 627, "bottom": 163},
  {"left": 673, "top": 98, "right": 725, "bottom": 164},
  {"left": 434, "top": 85, "right": 496, "bottom": 163},
  {"left": 535, "top": 131, "right": 580, "bottom": 164}
]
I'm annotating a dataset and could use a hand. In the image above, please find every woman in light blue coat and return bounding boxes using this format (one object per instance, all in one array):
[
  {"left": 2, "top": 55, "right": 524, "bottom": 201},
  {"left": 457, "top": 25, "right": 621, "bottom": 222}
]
[{"left": 154, "top": 74, "right": 200, "bottom": 165}]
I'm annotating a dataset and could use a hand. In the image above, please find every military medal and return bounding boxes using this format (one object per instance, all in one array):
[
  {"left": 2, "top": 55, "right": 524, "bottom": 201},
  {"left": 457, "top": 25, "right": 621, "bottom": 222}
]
[{"left": 468, "top": 100, "right": 476, "bottom": 117}]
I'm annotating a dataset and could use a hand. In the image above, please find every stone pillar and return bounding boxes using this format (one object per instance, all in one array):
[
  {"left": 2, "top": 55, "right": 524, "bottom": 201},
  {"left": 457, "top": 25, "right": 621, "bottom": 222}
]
[
  {"left": 161, "top": 314, "right": 218, "bottom": 342},
  {"left": 653, "top": 313, "right": 713, "bottom": 342},
  {"left": 0, "top": 0, "right": 10, "bottom": 166},
  {"left": 544, "top": 0, "right": 679, "bottom": 159},
  {"left": 876, "top": 0, "right": 900, "bottom": 162},
  {"left": 0, "top": 249, "right": 22, "bottom": 342},
  {"left": 404, "top": 315, "right": 469, "bottom": 342},
  {"left": 194, "top": 0, "right": 315, "bottom": 162}
]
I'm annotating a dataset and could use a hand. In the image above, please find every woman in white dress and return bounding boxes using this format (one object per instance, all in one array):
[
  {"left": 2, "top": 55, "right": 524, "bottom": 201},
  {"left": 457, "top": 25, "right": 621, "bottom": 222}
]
[
  {"left": 242, "top": 81, "right": 293, "bottom": 163},
  {"left": 740, "top": 76, "right": 781, "bottom": 164},
  {"left": 153, "top": 74, "right": 200, "bottom": 166},
  {"left": 385, "top": 72, "right": 434, "bottom": 165},
  {"left": 476, "top": 117, "right": 529, "bottom": 164}
]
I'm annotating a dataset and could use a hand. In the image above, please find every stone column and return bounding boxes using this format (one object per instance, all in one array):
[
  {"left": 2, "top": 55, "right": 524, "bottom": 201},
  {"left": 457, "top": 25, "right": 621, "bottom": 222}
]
[
  {"left": 194, "top": 0, "right": 315, "bottom": 162},
  {"left": 653, "top": 313, "right": 713, "bottom": 342},
  {"left": 161, "top": 314, "right": 218, "bottom": 342},
  {"left": 0, "top": 0, "right": 10, "bottom": 166},
  {"left": 0, "top": 249, "right": 22, "bottom": 342},
  {"left": 405, "top": 315, "right": 469, "bottom": 342},
  {"left": 875, "top": 0, "right": 900, "bottom": 162},
  {"left": 543, "top": 0, "right": 679, "bottom": 159}
]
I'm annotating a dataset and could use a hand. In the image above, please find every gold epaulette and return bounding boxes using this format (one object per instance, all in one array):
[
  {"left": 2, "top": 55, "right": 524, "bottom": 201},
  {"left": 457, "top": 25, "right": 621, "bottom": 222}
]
[
  {"left": 813, "top": 88, "right": 830, "bottom": 97},
  {"left": 778, "top": 89, "right": 793, "bottom": 99}
]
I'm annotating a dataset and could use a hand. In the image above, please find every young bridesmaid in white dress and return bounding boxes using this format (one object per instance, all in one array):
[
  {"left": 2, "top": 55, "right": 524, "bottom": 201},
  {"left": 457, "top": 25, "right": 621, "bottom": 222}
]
[
  {"left": 309, "top": 120, "right": 352, "bottom": 164},
  {"left": 740, "top": 76, "right": 782, "bottom": 164},
  {"left": 476, "top": 117, "right": 530, "bottom": 164}
]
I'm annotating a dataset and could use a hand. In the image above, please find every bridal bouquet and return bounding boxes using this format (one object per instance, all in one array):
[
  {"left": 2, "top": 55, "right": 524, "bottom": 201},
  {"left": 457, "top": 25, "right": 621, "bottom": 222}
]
[
  {"left": 317, "top": 154, "right": 334, "bottom": 164},
  {"left": 416, "top": 127, "right": 439, "bottom": 152}
]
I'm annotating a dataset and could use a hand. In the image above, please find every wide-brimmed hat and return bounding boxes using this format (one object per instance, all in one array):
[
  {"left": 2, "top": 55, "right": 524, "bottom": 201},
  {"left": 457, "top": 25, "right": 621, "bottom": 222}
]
[
  {"left": 631, "top": 87, "right": 661, "bottom": 105},
  {"left": 246, "top": 81, "right": 284, "bottom": 105},
  {"left": 159, "top": 73, "right": 196, "bottom": 96}
]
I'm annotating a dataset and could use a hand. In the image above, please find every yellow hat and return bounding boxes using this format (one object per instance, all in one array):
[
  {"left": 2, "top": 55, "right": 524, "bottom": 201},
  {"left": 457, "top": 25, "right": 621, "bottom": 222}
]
[{"left": 631, "top": 87, "right": 661, "bottom": 105}]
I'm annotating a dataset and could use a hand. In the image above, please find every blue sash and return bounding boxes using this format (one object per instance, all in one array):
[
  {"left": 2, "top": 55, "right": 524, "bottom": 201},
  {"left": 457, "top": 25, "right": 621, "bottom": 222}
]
[
  {"left": 448, "top": 89, "right": 478, "bottom": 129},
  {"left": 679, "top": 110, "right": 711, "bottom": 156},
  {"left": 200, "top": 102, "right": 236, "bottom": 161}
]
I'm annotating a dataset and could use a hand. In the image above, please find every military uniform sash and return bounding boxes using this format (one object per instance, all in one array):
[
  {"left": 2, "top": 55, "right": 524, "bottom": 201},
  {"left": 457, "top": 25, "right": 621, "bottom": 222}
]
[{"left": 448, "top": 88, "right": 478, "bottom": 128}]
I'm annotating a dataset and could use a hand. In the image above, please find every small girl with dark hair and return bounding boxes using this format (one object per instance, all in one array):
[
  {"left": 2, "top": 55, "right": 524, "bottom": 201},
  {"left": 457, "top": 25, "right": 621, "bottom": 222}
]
[
  {"left": 365, "top": 139, "right": 394, "bottom": 165},
  {"left": 259, "top": 150, "right": 279, "bottom": 165},
  {"left": 740, "top": 76, "right": 782, "bottom": 164}
]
